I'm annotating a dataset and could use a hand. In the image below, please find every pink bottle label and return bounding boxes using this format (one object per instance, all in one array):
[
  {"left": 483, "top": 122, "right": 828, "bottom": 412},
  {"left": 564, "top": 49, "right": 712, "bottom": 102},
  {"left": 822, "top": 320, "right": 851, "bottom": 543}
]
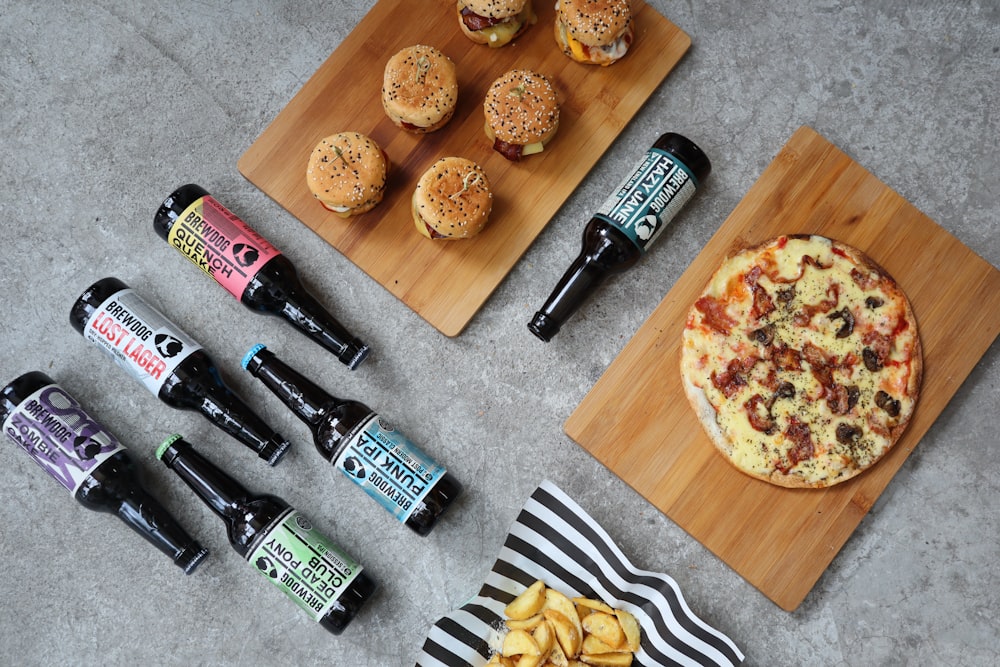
[{"left": 167, "top": 195, "right": 281, "bottom": 299}]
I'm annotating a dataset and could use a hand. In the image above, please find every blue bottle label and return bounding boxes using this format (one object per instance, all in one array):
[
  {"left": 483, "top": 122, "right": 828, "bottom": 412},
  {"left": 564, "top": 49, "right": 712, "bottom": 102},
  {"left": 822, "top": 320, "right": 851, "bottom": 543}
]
[
  {"left": 335, "top": 413, "right": 445, "bottom": 523},
  {"left": 592, "top": 147, "right": 698, "bottom": 252}
]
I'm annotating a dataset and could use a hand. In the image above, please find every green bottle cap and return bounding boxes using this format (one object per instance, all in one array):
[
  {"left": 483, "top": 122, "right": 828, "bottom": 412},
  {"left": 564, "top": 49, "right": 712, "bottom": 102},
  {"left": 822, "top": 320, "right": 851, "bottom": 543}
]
[{"left": 156, "top": 433, "right": 184, "bottom": 460}]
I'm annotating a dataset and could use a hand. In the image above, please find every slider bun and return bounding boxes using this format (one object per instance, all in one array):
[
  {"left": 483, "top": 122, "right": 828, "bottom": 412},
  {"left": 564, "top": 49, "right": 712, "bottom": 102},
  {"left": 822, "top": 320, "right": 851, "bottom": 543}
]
[
  {"left": 412, "top": 157, "right": 493, "bottom": 240},
  {"left": 557, "top": 0, "right": 632, "bottom": 47},
  {"left": 483, "top": 68, "right": 560, "bottom": 146},
  {"left": 381, "top": 45, "right": 458, "bottom": 134},
  {"left": 457, "top": 0, "right": 535, "bottom": 47},
  {"left": 306, "top": 132, "right": 388, "bottom": 217},
  {"left": 460, "top": 0, "right": 527, "bottom": 20}
]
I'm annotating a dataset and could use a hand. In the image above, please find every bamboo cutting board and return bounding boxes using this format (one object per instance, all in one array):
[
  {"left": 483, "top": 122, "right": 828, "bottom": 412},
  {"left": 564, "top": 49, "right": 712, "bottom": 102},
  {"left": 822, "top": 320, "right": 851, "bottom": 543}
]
[
  {"left": 238, "top": 0, "right": 690, "bottom": 336},
  {"left": 565, "top": 126, "right": 1000, "bottom": 611}
]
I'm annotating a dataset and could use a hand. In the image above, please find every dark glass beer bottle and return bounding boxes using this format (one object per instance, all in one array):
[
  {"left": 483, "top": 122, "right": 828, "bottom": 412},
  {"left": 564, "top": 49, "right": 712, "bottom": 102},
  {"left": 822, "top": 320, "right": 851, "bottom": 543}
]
[
  {"left": 154, "top": 184, "right": 370, "bottom": 370},
  {"left": 157, "top": 434, "right": 376, "bottom": 634},
  {"left": 242, "top": 344, "right": 462, "bottom": 536},
  {"left": 1, "top": 371, "right": 209, "bottom": 573},
  {"left": 528, "top": 132, "right": 711, "bottom": 341},
  {"left": 69, "top": 276, "right": 291, "bottom": 466}
]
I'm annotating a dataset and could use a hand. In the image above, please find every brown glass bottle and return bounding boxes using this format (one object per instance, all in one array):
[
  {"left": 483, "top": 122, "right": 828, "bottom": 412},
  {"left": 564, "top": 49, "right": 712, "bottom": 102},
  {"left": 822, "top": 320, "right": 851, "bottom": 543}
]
[
  {"left": 157, "top": 434, "right": 376, "bottom": 634},
  {"left": 154, "top": 184, "right": 369, "bottom": 370},
  {"left": 69, "top": 276, "right": 290, "bottom": 465},
  {"left": 1, "top": 371, "right": 208, "bottom": 573},
  {"left": 528, "top": 132, "right": 711, "bottom": 341},
  {"left": 242, "top": 344, "right": 462, "bottom": 536}
]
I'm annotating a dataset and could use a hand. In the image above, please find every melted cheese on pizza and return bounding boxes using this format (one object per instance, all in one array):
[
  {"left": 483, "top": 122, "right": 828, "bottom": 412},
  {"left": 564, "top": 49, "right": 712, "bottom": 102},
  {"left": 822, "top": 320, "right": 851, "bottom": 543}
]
[{"left": 680, "top": 235, "right": 921, "bottom": 487}]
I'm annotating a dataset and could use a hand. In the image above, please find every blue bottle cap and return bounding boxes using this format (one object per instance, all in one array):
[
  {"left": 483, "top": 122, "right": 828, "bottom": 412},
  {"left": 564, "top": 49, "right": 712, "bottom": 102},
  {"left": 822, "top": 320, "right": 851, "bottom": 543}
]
[{"left": 241, "top": 343, "right": 267, "bottom": 370}]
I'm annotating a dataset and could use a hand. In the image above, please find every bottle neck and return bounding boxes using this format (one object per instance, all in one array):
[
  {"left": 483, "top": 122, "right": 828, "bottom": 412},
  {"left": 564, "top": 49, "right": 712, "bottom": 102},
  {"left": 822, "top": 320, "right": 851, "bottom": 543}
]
[
  {"left": 163, "top": 351, "right": 290, "bottom": 466},
  {"left": 243, "top": 346, "right": 340, "bottom": 430},
  {"left": 528, "top": 218, "right": 641, "bottom": 341},
  {"left": 247, "top": 260, "right": 370, "bottom": 370},
  {"left": 158, "top": 436, "right": 250, "bottom": 523}
]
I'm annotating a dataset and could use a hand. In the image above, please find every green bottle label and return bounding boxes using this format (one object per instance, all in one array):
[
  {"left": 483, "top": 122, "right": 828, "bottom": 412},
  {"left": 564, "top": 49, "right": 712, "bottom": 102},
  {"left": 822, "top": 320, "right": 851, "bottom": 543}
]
[
  {"left": 592, "top": 147, "right": 698, "bottom": 252},
  {"left": 247, "top": 509, "right": 362, "bottom": 622}
]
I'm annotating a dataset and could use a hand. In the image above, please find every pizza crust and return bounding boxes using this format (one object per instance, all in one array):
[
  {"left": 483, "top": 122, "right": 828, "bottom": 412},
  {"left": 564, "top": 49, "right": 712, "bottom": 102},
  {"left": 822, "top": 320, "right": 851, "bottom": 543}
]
[{"left": 679, "top": 234, "right": 922, "bottom": 489}]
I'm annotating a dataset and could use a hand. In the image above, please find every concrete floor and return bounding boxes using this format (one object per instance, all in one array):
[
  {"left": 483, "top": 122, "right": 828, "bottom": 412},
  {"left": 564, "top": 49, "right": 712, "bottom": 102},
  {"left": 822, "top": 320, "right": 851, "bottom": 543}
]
[{"left": 1, "top": 1, "right": 998, "bottom": 665}]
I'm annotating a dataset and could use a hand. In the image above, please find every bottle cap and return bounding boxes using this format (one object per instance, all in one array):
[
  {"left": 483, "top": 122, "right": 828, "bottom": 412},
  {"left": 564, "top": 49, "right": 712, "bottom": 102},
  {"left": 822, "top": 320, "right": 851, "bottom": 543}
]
[
  {"left": 260, "top": 435, "right": 292, "bottom": 467},
  {"left": 241, "top": 343, "right": 267, "bottom": 370},
  {"left": 527, "top": 312, "right": 560, "bottom": 342},
  {"left": 176, "top": 544, "right": 210, "bottom": 575},
  {"left": 658, "top": 132, "right": 711, "bottom": 185},
  {"left": 341, "top": 342, "right": 371, "bottom": 370},
  {"left": 156, "top": 433, "right": 184, "bottom": 461}
]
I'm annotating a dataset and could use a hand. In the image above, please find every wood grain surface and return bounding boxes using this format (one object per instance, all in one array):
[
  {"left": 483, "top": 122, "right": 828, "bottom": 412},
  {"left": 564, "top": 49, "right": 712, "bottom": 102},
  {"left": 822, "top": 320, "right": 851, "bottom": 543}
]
[
  {"left": 564, "top": 126, "right": 1000, "bottom": 611},
  {"left": 238, "top": 0, "right": 690, "bottom": 336}
]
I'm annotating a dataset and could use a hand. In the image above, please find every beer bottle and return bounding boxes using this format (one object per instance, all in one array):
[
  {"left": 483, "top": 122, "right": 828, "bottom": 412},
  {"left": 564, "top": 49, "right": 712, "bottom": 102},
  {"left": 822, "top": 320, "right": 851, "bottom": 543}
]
[
  {"left": 157, "top": 434, "right": 376, "bottom": 634},
  {"left": 528, "top": 133, "right": 711, "bottom": 341},
  {"left": 1, "top": 371, "right": 209, "bottom": 573},
  {"left": 154, "top": 184, "right": 370, "bottom": 370},
  {"left": 242, "top": 344, "right": 462, "bottom": 536},
  {"left": 70, "top": 276, "right": 291, "bottom": 466}
]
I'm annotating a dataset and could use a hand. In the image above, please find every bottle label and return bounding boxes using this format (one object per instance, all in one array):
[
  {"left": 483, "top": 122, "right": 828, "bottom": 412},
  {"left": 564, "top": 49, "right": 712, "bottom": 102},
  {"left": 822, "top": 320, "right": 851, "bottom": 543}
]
[
  {"left": 247, "top": 509, "right": 362, "bottom": 622},
  {"left": 593, "top": 147, "right": 698, "bottom": 252},
  {"left": 83, "top": 288, "right": 202, "bottom": 396},
  {"left": 335, "top": 414, "right": 445, "bottom": 523},
  {"left": 168, "top": 195, "right": 281, "bottom": 299},
  {"left": 2, "top": 384, "right": 126, "bottom": 494}
]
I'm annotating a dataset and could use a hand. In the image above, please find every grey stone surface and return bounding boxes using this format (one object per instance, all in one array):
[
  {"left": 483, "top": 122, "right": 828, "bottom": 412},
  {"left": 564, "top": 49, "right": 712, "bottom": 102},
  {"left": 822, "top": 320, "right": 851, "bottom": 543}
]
[{"left": 1, "top": 1, "right": 998, "bottom": 666}]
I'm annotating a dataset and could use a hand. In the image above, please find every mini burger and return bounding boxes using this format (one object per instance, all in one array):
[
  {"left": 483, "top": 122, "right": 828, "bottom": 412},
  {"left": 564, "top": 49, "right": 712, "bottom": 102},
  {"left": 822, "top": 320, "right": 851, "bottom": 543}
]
[
  {"left": 483, "top": 68, "right": 560, "bottom": 161},
  {"left": 381, "top": 45, "right": 458, "bottom": 134},
  {"left": 412, "top": 157, "right": 493, "bottom": 240},
  {"left": 457, "top": 0, "right": 536, "bottom": 48},
  {"left": 306, "top": 132, "right": 388, "bottom": 217},
  {"left": 554, "top": 0, "right": 635, "bottom": 66}
]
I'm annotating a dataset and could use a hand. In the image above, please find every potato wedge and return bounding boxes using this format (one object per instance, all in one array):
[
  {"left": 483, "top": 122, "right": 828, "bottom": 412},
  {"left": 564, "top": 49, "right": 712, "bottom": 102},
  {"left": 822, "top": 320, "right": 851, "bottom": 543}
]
[
  {"left": 502, "top": 629, "right": 541, "bottom": 657},
  {"left": 573, "top": 597, "right": 615, "bottom": 615},
  {"left": 507, "top": 614, "right": 544, "bottom": 632},
  {"left": 581, "top": 634, "right": 620, "bottom": 655},
  {"left": 581, "top": 612, "right": 625, "bottom": 650},
  {"left": 614, "top": 609, "right": 641, "bottom": 653},
  {"left": 543, "top": 609, "right": 582, "bottom": 659},
  {"left": 579, "top": 653, "right": 633, "bottom": 667},
  {"left": 506, "top": 580, "right": 547, "bottom": 620},
  {"left": 543, "top": 589, "right": 584, "bottom": 641}
]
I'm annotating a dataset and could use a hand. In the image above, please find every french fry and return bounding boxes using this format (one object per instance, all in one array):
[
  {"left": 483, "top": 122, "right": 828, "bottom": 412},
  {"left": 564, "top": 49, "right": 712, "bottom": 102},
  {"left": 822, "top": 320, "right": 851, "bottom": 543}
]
[
  {"left": 579, "top": 653, "right": 633, "bottom": 667},
  {"left": 507, "top": 614, "right": 544, "bottom": 632},
  {"left": 614, "top": 609, "right": 641, "bottom": 653},
  {"left": 544, "top": 609, "right": 582, "bottom": 658},
  {"left": 573, "top": 597, "right": 615, "bottom": 615}
]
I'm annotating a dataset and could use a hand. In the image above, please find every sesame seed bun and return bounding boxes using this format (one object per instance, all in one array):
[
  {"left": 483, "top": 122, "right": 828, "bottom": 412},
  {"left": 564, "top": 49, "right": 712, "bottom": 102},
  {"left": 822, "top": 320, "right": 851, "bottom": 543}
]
[
  {"left": 554, "top": 0, "right": 634, "bottom": 65},
  {"left": 381, "top": 45, "right": 458, "bottom": 134},
  {"left": 412, "top": 157, "right": 493, "bottom": 240},
  {"left": 457, "top": 0, "right": 536, "bottom": 47},
  {"left": 483, "top": 69, "right": 560, "bottom": 160},
  {"left": 306, "top": 132, "right": 388, "bottom": 218}
]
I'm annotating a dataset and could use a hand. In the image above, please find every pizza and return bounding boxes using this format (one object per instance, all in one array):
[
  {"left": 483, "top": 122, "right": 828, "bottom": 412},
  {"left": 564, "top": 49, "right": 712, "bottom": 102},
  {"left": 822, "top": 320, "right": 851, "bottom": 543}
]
[{"left": 680, "top": 234, "right": 922, "bottom": 488}]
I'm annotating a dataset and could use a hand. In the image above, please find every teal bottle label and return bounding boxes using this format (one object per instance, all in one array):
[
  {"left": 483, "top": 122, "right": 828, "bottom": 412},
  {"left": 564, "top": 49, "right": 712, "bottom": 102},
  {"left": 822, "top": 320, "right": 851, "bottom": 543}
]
[
  {"left": 2, "top": 384, "right": 126, "bottom": 494},
  {"left": 335, "top": 413, "right": 445, "bottom": 523},
  {"left": 593, "top": 147, "right": 698, "bottom": 252},
  {"left": 247, "top": 509, "right": 362, "bottom": 622}
]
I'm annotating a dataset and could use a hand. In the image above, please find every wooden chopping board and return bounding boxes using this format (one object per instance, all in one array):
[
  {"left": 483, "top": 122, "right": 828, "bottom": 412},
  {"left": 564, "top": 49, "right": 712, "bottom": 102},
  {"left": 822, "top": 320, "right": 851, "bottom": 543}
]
[
  {"left": 238, "top": 0, "right": 690, "bottom": 336},
  {"left": 565, "top": 126, "right": 1000, "bottom": 611}
]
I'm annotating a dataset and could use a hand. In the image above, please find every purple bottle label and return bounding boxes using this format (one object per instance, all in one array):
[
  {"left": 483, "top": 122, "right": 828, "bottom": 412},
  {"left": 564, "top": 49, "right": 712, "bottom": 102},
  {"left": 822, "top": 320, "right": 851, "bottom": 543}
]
[{"left": 2, "top": 384, "right": 126, "bottom": 493}]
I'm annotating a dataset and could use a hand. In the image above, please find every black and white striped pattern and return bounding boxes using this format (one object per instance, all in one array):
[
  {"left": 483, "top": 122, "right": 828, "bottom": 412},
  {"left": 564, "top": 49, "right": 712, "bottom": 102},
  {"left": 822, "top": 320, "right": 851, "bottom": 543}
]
[{"left": 416, "top": 480, "right": 744, "bottom": 667}]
